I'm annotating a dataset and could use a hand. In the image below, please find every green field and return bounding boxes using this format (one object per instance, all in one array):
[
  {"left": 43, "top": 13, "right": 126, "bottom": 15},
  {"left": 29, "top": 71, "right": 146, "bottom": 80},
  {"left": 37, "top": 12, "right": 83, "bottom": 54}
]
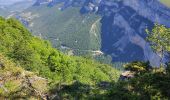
[{"left": 160, "top": 0, "right": 170, "bottom": 7}]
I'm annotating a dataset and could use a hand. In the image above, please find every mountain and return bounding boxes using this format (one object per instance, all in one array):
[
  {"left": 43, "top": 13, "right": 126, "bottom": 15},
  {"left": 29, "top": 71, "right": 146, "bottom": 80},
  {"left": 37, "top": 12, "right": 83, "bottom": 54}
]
[
  {"left": 0, "top": 17, "right": 120, "bottom": 99},
  {"left": 0, "top": 16, "right": 170, "bottom": 99},
  {"left": 0, "top": 1, "right": 170, "bottom": 99},
  {"left": 5, "top": 0, "right": 36, "bottom": 12},
  {"left": 98, "top": 0, "right": 170, "bottom": 66},
  {"left": 17, "top": 2, "right": 104, "bottom": 62},
  {"left": 0, "top": 0, "right": 36, "bottom": 17},
  {"left": 15, "top": 0, "right": 170, "bottom": 66}
]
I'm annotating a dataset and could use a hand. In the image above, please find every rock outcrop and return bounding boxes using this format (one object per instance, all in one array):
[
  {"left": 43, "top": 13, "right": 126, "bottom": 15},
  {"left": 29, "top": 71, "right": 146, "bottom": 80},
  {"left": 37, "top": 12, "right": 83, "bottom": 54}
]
[
  {"left": 82, "top": 0, "right": 170, "bottom": 66},
  {"left": 0, "top": 54, "right": 48, "bottom": 99},
  {"left": 30, "top": 0, "right": 170, "bottom": 66}
]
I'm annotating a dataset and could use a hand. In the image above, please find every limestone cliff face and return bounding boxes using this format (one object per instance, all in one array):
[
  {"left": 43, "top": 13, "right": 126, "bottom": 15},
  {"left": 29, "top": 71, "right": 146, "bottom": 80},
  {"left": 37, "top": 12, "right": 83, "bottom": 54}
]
[
  {"left": 81, "top": 0, "right": 170, "bottom": 66},
  {"left": 30, "top": 0, "right": 170, "bottom": 66}
]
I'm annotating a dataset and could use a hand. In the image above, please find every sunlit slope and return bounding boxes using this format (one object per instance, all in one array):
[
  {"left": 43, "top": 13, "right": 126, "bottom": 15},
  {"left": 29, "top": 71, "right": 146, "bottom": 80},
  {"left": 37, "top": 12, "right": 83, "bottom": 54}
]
[
  {"left": 0, "top": 17, "right": 121, "bottom": 99},
  {"left": 0, "top": 17, "right": 120, "bottom": 86},
  {"left": 21, "top": 5, "right": 101, "bottom": 55}
]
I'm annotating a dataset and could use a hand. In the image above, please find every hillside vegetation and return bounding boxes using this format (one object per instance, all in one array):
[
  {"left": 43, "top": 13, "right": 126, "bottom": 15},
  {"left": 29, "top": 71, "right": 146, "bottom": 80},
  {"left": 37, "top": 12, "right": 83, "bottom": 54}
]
[
  {"left": 0, "top": 16, "right": 120, "bottom": 99},
  {"left": 107, "top": 24, "right": 170, "bottom": 99},
  {"left": 0, "top": 10, "right": 170, "bottom": 100},
  {"left": 21, "top": 5, "right": 101, "bottom": 56},
  {"left": 0, "top": 54, "right": 48, "bottom": 99},
  {"left": 108, "top": 61, "right": 170, "bottom": 100}
]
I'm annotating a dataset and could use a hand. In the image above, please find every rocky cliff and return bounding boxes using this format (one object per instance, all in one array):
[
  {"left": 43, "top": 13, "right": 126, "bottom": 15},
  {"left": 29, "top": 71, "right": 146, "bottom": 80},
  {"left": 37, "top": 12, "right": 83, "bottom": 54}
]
[
  {"left": 98, "top": 0, "right": 170, "bottom": 66},
  {"left": 28, "top": 0, "right": 170, "bottom": 66}
]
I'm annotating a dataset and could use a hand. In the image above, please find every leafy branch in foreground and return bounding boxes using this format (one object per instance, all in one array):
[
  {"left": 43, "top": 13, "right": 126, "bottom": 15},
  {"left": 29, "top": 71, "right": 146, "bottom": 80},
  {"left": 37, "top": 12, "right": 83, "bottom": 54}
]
[{"left": 146, "top": 24, "right": 170, "bottom": 66}]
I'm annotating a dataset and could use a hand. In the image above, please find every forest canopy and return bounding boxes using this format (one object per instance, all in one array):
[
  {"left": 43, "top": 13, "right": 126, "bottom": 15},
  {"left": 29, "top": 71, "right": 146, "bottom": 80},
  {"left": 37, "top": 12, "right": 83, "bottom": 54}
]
[{"left": 0, "top": 17, "right": 120, "bottom": 99}]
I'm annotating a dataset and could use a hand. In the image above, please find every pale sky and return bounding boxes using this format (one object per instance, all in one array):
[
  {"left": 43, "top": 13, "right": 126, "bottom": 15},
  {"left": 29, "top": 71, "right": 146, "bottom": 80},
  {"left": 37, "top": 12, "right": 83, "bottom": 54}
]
[{"left": 0, "top": 0, "right": 30, "bottom": 5}]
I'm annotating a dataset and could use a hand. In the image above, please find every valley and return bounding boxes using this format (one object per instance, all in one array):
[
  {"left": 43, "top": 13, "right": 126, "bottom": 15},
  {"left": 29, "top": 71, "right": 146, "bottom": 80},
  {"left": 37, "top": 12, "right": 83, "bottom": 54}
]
[
  {"left": 22, "top": 5, "right": 101, "bottom": 52},
  {"left": 15, "top": 0, "right": 170, "bottom": 66},
  {"left": 0, "top": 17, "right": 120, "bottom": 99},
  {"left": 0, "top": 0, "right": 170, "bottom": 99}
]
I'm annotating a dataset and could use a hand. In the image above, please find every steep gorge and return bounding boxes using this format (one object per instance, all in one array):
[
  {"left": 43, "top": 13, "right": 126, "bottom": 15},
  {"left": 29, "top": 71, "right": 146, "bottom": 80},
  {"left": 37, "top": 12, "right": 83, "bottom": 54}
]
[
  {"left": 77, "top": 0, "right": 170, "bottom": 66},
  {"left": 16, "top": 0, "right": 170, "bottom": 66}
]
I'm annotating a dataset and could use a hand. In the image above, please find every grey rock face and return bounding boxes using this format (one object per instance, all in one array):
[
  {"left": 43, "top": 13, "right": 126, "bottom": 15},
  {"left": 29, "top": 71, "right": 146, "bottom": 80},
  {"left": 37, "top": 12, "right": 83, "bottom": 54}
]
[
  {"left": 98, "top": 0, "right": 170, "bottom": 66},
  {"left": 77, "top": 0, "right": 170, "bottom": 66},
  {"left": 31, "top": 0, "right": 170, "bottom": 66}
]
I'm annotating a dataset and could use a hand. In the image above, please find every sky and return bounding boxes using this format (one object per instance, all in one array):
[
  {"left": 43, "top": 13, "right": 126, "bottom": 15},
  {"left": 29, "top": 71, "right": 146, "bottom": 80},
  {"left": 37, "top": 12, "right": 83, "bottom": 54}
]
[{"left": 0, "top": 0, "right": 27, "bottom": 5}]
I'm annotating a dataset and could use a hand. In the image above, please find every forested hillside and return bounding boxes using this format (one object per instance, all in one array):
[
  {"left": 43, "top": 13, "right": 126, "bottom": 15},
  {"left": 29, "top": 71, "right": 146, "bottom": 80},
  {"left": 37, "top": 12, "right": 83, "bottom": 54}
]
[
  {"left": 0, "top": 17, "right": 120, "bottom": 99},
  {"left": 0, "top": 17, "right": 169, "bottom": 99},
  {"left": 15, "top": 0, "right": 170, "bottom": 67},
  {"left": 0, "top": 0, "right": 170, "bottom": 99},
  {"left": 19, "top": 5, "right": 102, "bottom": 56}
]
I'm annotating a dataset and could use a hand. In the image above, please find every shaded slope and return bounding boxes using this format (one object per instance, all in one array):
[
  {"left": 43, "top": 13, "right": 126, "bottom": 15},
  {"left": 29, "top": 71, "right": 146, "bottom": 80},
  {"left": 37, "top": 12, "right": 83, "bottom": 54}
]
[{"left": 99, "top": 0, "right": 170, "bottom": 66}]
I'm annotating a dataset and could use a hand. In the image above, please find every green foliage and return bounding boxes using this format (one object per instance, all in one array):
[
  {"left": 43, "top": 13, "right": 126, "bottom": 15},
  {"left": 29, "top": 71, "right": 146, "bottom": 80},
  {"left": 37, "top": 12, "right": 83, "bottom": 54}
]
[
  {"left": 108, "top": 62, "right": 170, "bottom": 100},
  {"left": 124, "top": 61, "right": 151, "bottom": 73},
  {"left": 0, "top": 53, "right": 48, "bottom": 99},
  {"left": 0, "top": 16, "right": 120, "bottom": 99},
  {"left": 19, "top": 5, "right": 113, "bottom": 70},
  {"left": 146, "top": 24, "right": 170, "bottom": 53},
  {"left": 1, "top": 12, "right": 170, "bottom": 99},
  {"left": 146, "top": 24, "right": 170, "bottom": 67},
  {"left": 23, "top": 6, "right": 101, "bottom": 54},
  {"left": 107, "top": 25, "right": 170, "bottom": 99}
]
